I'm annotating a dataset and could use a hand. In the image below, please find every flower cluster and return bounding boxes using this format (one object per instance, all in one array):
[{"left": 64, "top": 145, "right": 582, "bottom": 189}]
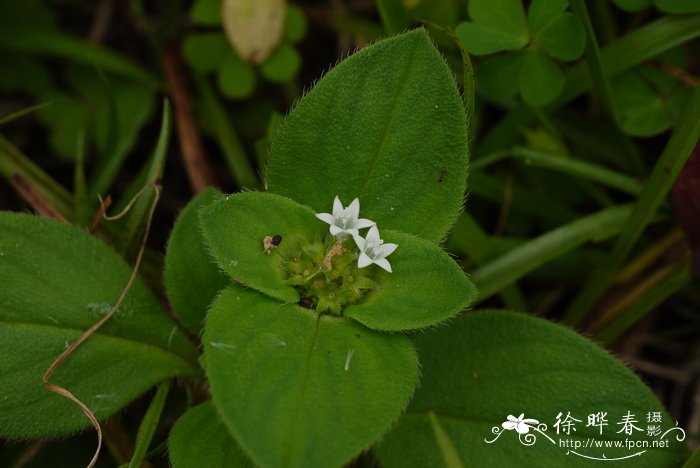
[{"left": 316, "top": 196, "right": 398, "bottom": 273}]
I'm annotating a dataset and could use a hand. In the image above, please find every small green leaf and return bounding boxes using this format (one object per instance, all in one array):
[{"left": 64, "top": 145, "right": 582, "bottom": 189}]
[
  {"left": 527, "top": 0, "right": 567, "bottom": 34},
  {"left": 612, "top": 0, "right": 652, "bottom": 11},
  {"left": 455, "top": 22, "right": 528, "bottom": 55},
  {"left": 199, "top": 192, "right": 326, "bottom": 303},
  {"left": 654, "top": 0, "right": 700, "bottom": 13},
  {"left": 204, "top": 286, "right": 418, "bottom": 468},
  {"left": 0, "top": 213, "right": 199, "bottom": 438},
  {"left": 520, "top": 48, "right": 565, "bottom": 106},
  {"left": 375, "top": 311, "right": 689, "bottom": 467},
  {"left": 183, "top": 33, "right": 231, "bottom": 73},
  {"left": 266, "top": 29, "right": 469, "bottom": 243},
  {"left": 475, "top": 51, "right": 527, "bottom": 101},
  {"left": 165, "top": 188, "right": 229, "bottom": 334},
  {"left": 217, "top": 52, "right": 256, "bottom": 100},
  {"left": 467, "top": 0, "right": 529, "bottom": 49},
  {"left": 613, "top": 68, "right": 692, "bottom": 137},
  {"left": 190, "top": 0, "right": 222, "bottom": 25},
  {"left": 284, "top": 4, "right": 307, "bottom": 43},
  {"left": 536, "top": 13, "right": 586, "bottom": 61},
  {"left": 345, "top": 231, "right": 477, "bottom": 331},
  {"left": 36, "top": 90, "right": 87, "bottom": 160},
  {"left": 169, "top": 401, "right": 254, "bottom": 468},
  {"left": 259, "top": 44, "right": 301, "bottom": 83}
]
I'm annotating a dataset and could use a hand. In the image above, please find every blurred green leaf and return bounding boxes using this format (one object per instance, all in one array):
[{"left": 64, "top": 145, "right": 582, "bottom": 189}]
[
  {"left": 521, "top": 48, "right": 565, "bottom": 106},
  {"left": 169, "top": 401, "right": 254, "bottom": 468},
  {"left": 456, "top": 0, "right": 528, "bottom": 54},
  {"left": 0, "top": 0, "right": 56, "bottom": 31},
  {"left": 183, "top": 33, "right": 230, "bottom": 73},
  {"left": 259, "top": 43, "right": 301, "bottom": 83},
  {"left": 471, "top": 205, "right": 633, "bottom": 301},
  {"left": 527, "top": 0, "right": 567, "bottom": 34},
  {"left": 0, "top": 29, "right": 157, "bottom": 87},
  {"left": 614, "top": 67, "right": 693, "bottom": 136},
  {"left": 654, "top": 0, "right": 700, "bottom": 13},
  {"left": 217, "top": 52, "right": 256, "bottom": 99},
  {"left": 536, "top": 13, "right": 586, "bottom": 61},
  {"left": 284, "top": 4, "right": 307, "bottom": 43},
  {"left": 612, "top": 0, "right": 651, "bottom": 11},
  {"left": 190, "top": 0, "right": 222, "bottom": 25},
  {"left": 475, "top": 52, "right": 526, "bottom": 100}
]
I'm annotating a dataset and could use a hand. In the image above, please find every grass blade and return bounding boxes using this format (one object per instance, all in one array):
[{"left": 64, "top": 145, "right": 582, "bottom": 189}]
[
  {"left": 563, "top": 84, "right": 700, "bottom": 325},
  {"left": 471, "top": 205, "right": 633, "bottom": 302},
  {"left": 128, "top": 383, "right": 170, "bottom": 468},
  {"left": 594, "top": 264, "right": 692, "bottom": 345}
]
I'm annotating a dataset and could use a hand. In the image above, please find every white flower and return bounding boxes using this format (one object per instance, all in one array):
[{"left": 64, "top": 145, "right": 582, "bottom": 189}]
[
  {"left": 502, "top": 414, "right": 539, "bottom": 434},
  {"left": 353, "top": 225, "right": 398, "bottom": 273},
  {"left": 316, "top": 196, "right": 374, "bottom": 237}
]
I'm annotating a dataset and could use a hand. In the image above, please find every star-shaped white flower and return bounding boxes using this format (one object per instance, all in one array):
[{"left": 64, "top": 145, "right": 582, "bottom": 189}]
[
  {"left": 353, "top": 225, "right": 398, "bottom": 273},
  {"left": 502, "top": 414, "right": 539, "bottom": 434},
  {"left": 316, "top": 196, "right": 374, "bottom": 237}
]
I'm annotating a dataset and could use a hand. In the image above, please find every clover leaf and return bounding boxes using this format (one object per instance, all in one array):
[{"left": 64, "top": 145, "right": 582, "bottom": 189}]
[
  {"left": 181, "top": 29, "right": 478, "bottom": 467},
  {"left": 456, "top": 0, "right": 585, "bottom": 106}
]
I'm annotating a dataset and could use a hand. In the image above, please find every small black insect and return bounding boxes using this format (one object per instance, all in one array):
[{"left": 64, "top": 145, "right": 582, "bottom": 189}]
[
  {"left": 438, "top": 166, "right": 447, "bottom": 183},
  {"left": 272, "top": 234, "right": 282, "bottom": 246},
  {"left": 299, "top": 297, "right": 315, "bottom": 309}
]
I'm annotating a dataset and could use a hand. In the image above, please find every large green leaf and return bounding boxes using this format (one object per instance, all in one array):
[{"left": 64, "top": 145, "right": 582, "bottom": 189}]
[
  {"left": 266, "top": 29, "right": 469, "bottom": 243},
  {"left": 199, "top": 192, "right": 326, "bottom": 303},
  {"left": 375, "top": 311, "right": 688, "bottom": 467},
  {"left": 204, "top": 286, "right": 418, "bottom": 468},
  {"left": 165, "top": 188, "right": 229, "bottom": 334},
  {"left": 169, "top": 401, "right": 254, "bottom": 468},
  {"left": 345, "top": 230, "right": 477, "bottom": 331},
  {"left": 0, "top": 213, "right": 199, "bottom": 438}
]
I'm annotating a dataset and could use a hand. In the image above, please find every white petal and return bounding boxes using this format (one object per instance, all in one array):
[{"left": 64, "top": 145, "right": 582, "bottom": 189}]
[
  {"left": 507, "top": 415, "right": 518, "bottom": 422},
  {"left": 344, "top": 228, "right": 359, "bottom": 237},
  {"left": 357, "top": 252, "right": 373, "bottom": 268},
  {"left": 316, "top": 213, "right": 334, "bottom": 224},
  {"left": 379, "top": 243, "right": 398, "bottom": 257},
  {"left": 355, "top": 218, "right": 375, "bottom": 229},
  {"left": 374, "top": 258, "right": 392, "bottom": 273},
  {"left": 348, "top": 198, "right": 360, "bottom": 219},
  {"left": 523, "top": 418, "right": 539, "bottom": 426},
  {"left": 502, "top": 421, "right": 517, "bottom": 430},
  {"left": 329, "top": 225, "right": 343, "bottom": 236},
  {"left": 515, "top": 423, "right": 530, "bottom": 434},
  {"left": 332, "top": 196, "right": 343, "bottom": 215},
  {"left": 353, "top": 234, "right": 366, "bottom": 250},
  {"left": 367, "top": 225, "right": 380, "bottom": 242}
]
